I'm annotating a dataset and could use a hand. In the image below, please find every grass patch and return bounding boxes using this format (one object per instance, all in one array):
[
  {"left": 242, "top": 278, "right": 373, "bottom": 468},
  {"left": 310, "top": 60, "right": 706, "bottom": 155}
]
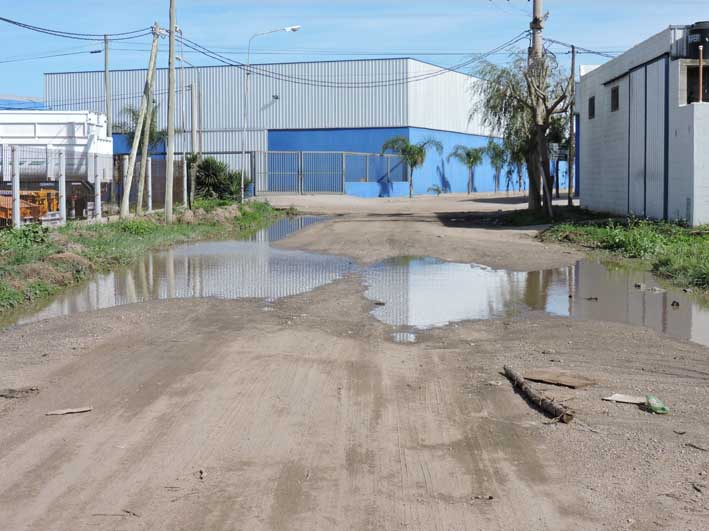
[
  {"left": 544, "top": 219, "right": 709, "bottom": 289},
  {"left": 0, "top": 201, "right": 285, "bottom": 316},
  {"left": 490, "top": 206, "right": 614, "bottom": 227},
  {"left": 192, "top": 197, "right": 237, "bottom": 213}
]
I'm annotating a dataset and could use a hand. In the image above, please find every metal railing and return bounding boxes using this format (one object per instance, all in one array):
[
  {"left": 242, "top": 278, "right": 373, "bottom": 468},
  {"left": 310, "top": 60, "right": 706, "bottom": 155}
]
[{"left": 248, "top": 150, "right": 406, "bottom": 195}]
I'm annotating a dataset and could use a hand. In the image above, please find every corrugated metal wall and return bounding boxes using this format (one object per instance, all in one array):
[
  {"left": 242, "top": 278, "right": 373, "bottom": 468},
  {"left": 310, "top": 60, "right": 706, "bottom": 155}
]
[
  {"left": 45, "top": 59, "right": 483, "bottom": 148},
  {"left": 406, "top": 59, "right": 488, "bottom": 136},
  {"left": 628, "top": 68, "right": 646, "bottom": 216}
]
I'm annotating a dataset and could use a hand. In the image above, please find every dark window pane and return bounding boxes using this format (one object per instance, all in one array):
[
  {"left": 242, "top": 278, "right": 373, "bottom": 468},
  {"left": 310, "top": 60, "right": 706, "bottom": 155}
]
[
  {"left": 589, "top": 96, "right": 596, "bottom": 119},
  {"left": 611, "top": 86, "right": 620, "bottom": 112}
]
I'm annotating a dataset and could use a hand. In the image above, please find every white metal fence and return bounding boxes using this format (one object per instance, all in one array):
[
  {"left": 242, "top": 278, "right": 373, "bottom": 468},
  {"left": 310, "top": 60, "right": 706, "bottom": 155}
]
[{"left": 247, "top": 150, "right": 406, "bottom": 195}]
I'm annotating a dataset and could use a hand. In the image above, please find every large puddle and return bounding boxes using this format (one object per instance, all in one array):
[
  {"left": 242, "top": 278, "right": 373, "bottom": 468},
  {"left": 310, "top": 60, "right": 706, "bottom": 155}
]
[{"left": 6, "top": 216, "right": 709, "bottom": 348}]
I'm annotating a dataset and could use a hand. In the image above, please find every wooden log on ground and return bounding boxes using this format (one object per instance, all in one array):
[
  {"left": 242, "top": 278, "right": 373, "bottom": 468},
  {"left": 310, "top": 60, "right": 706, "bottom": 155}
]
[{"left": 503, "top": 366, "right": 575, "bottom": 424}]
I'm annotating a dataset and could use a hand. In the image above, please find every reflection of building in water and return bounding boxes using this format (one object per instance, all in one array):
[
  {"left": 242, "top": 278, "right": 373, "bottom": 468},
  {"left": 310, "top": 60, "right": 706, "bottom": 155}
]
[
  {"left": 557, "top": 261, "right": 709, "bottom": 347},
  {"left": 365, "top": 257, "right": 533, "bottom": 327},
  {"left": 20, "top": 242, "right": 353, "bottom": 324},
  {"left": 251, "top": 216, "right": 326, "bottom": 243}
]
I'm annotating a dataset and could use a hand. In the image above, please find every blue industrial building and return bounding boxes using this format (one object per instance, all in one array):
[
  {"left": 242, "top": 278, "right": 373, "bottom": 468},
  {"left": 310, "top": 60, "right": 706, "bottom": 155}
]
[{"left": 45, "top": 58, "right": 529, "bottom": 197}]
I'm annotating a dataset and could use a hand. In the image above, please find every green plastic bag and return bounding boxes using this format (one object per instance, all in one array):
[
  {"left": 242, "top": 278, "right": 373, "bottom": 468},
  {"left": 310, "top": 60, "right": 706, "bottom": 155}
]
[{"left": 645, "top": 395, "right": 670, "bottom": 415}]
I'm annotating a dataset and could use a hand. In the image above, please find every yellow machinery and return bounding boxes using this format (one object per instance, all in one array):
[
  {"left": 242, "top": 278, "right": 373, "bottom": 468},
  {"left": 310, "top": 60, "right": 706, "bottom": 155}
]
[{"left": 0, "top": 191, "right": 59, "bottom": 227}]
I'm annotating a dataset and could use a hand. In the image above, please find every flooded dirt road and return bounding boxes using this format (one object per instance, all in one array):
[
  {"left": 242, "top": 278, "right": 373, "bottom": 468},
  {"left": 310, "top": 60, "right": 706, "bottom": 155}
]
[{"left": 1, "top": 195, "right": 708, "bottom": 530}]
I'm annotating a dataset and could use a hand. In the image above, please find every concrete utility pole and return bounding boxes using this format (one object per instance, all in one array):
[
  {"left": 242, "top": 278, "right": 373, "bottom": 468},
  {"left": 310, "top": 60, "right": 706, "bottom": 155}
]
[
  {"left": 137, "top": 82, "right": 155, "bottom": 215},
  {"left": 165, "top": 0, "right": 177, "bottom": 224},
  {"left": 190, "top": 84, "right": 199, "bottom": 208},
  {"left": 120, "top": 23, "right": 160, "bottom": 218},
  {"left": 104, "top": 34, "right": 112, "bottom": 137},
  {"left": 568, "top": 45, "right": 576, "bottom": 206},
  {"left": 531, "top": 0, "right": 544, "bottom": 60}
]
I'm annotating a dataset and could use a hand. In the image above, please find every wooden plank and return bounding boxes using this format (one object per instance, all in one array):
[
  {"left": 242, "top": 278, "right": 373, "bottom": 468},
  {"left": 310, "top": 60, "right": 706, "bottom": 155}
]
[
  {"left": 602, "top": 394, "right": 646, "bottom": 405},
  {"left": 46, "top": 407, "right": 93, "bottom": 416},
  {"left": 522, "top": 368, "right": 597, "bottom": 389}
]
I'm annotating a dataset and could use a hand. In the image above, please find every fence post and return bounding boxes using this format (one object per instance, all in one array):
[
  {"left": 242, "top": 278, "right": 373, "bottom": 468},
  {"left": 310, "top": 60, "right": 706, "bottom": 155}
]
[
  {"left": 121, "top": 155, "right": 129, "bottom": 209},
  {"left": 182, "top": 155, "right": 188, "bottom": 206},
  {"left": 365, "top": 154, "right": 369, "bottom": 183},
  {"left": 58, "top": 151, "right": 66, "bottom": 226},
  {"left": 341, "top": 153, "right": 346, "bottom": 194},
  {"left": 146, "top": 157, "right": 153, "bottom": 212},
  {"left": 11, "top": 146, "right": 20, "bottom": 228},
  {"left": 386, "top": 156, "right": 391, "bottom": 183},
  {"left": 299, "top": 151, "right": 304, "bottom": 195},
  {"left": 94, "top": 154, "right": 102, "bottom": 221}
]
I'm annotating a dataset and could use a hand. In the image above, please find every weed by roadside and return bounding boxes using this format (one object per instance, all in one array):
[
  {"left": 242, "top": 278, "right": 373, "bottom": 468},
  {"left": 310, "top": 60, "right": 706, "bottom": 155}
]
[{"left": 545, "top": 219, "right": 709, "bottom": 289}]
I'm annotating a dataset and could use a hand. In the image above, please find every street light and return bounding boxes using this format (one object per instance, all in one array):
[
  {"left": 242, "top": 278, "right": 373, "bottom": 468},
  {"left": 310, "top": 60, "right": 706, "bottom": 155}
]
[
  {"left": 177, "top": 53, "right": 203, "bottom": 208},
  {"left": 240, "top": 25, "right": 301, "bottom": 201}
]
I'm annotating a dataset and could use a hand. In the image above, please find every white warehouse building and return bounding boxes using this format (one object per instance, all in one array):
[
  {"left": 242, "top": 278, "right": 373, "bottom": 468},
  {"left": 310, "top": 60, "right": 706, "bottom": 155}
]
[
  {"left": 578, "top": 22, "right": 709, "bottom": 225},
  {"left": 43, "top": 58, "right": 524, "bottom": 197}
]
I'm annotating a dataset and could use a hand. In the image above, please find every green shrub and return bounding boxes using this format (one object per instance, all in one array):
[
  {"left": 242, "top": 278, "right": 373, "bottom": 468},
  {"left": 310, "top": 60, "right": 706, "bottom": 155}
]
[
  {"left": 195, "top": 156, "right": 250, "bottom": 201},
  {"left": 115, "top": 219, "right": 161, "bottom": 236},
  {"left": 0, "top": 282, "right": 23, "bottom": 309}
]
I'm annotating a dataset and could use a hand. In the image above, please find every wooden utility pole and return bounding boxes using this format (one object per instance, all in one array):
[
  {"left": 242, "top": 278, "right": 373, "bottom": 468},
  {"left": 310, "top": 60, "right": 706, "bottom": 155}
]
[
  {"left": 104, "top": 34, "right": 112, "bottom": 137},
  {"left": 531, "top": 0, "right": 544, "bottom": 60},
  {"left": 120, "top": 23, "right": 160, "bottom": 218},
  {"left": 136, "top": 82, "right": 155, "bottom": 215},
  {"left": 568, "top": 45, "right": 576, "bottom": 206},
  {"left": 165, "top": 0, "right": 177, "bottom": 224}
]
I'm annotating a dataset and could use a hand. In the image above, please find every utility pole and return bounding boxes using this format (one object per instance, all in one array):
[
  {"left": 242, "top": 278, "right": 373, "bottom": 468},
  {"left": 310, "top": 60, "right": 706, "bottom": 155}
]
[
  {"left": 104, "top": 34, "right": 112, "bottom": 137},
  {"left": 165, "top": 0, "right": 177, "bottom": 224},
  {"left": 568, "top": 45, "right": 576, "bottom": 206},
  {"left": 190, "top": 84, "right": 199, "bottom": 209},
  {"left": 137, "top": 82, "right": 155, "bottom": 215},
  {"left": 120, "top": 23, "right": 160, "bottom": 218},
  {"left": 531, "top": 0, "right": 544, "bottom": 60}
]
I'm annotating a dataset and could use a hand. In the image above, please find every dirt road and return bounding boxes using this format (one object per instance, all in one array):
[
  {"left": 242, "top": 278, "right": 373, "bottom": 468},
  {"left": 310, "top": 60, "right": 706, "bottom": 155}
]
[{"left": 1, "top": 195, "right": 707, "bottom": 530}]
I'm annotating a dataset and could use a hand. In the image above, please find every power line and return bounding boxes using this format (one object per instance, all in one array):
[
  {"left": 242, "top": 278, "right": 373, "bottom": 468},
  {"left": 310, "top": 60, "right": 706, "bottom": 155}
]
[
  {"left": 176, "top": 30, "right": 530, "bottom": 89},
  {"left": 543, "top": 37, "right": 619, "bottom": 59},
  {"left": 0, "top": 16, "right": 152, "bottom": 42},
  {"left": 0, "top": 49, "right": 102, "bottom": 64}
]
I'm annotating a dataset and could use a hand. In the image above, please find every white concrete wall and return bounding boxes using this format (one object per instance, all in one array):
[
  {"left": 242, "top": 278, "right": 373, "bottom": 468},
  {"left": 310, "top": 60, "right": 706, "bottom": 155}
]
[
  {"left": 578, "top": 67, "right": 630, "bottom": 215},
  {"left": 693, "top": 104, "right": 709, "bottom": 225}
]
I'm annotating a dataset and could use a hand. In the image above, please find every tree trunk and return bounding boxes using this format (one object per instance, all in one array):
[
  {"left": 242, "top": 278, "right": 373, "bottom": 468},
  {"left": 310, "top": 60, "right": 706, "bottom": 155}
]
[
  {"left": 409, "top": 166, "right": 413, "bottom": 199},
  {"left": 468, "top": 167, "right": 472, "bottom": 194},
  {"left": 536, "top": 125, "right": 554, "bottom": 217},
  {"left": 526, "top": 152, "right": 542, "bottom": 210}
]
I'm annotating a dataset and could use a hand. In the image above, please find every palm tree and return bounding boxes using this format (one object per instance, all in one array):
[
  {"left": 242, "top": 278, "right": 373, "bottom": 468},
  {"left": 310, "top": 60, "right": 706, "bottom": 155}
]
[
  {"left": 447, "top": 145, "right": 486, "bottom": 194},
  {"left": 381, "top": 136, "right": 443, "bottom": 198},
  {"left": 486, "top": 139, "right": 507, "bottom": 193}
]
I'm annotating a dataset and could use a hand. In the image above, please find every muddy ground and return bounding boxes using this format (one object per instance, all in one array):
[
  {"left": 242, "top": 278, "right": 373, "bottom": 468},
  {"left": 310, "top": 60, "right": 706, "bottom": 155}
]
[{"left": 1, "top": 194, "right": 707, "bottom": 530}]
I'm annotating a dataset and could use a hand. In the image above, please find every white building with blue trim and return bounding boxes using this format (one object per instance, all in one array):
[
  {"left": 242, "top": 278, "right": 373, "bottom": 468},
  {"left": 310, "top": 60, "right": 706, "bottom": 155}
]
[{"left": 44, "top": 57, "right": 526, "bottom": 197}]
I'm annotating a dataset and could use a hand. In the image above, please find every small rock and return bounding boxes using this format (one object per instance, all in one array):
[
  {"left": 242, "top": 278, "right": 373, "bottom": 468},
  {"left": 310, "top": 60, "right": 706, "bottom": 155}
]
[
  {"left": 634, "top": 283, "right": 645, "bottom": 290},
  {"left": 671, "top": 301, "right": 680, "bottom": 309}
]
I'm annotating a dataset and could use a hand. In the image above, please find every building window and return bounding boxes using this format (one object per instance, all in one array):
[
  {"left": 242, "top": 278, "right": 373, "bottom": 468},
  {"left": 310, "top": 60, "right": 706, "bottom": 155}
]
[
  {"left": 588, "top": 96, "right": 596, "bottom": 119},
  {"left": 611, "top": 86, "right": 620, "bottom": 112}
]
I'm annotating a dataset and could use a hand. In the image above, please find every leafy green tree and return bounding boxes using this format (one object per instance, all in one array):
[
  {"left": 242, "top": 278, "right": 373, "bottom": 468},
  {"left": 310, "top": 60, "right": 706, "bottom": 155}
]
[
  {"left": 472, "top": 56, "right": 571, "bottom": 214},
  {"left": 447, "top": 145, "right": 486, "bottom": 194},
  {"left": 485, "top": 139, "right": 507, "bottom": 193},
  {"left": 381, "top": 136, "right": 443, "bottom": 198},
  {"left": 194, "top": 156, "right": 248, "bottom": 201}
]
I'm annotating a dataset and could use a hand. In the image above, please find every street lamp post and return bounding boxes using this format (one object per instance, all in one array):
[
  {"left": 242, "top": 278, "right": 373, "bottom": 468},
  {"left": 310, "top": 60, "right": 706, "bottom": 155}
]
[
  {"left": 177, "top": 54, "right": 203, "bottom": 206},
  {"left": 241, "top": 25, "right": 300, "bottom": 201}
]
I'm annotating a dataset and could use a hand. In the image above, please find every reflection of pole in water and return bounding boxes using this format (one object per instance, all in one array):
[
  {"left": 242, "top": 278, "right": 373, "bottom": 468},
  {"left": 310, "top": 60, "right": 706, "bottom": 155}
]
[
  {"left": 567, "top": 264, "right": 574, "bottom": 316},
  {"left": 167, "top": 249, "right": 176, "bottom": 299},
  {"left": 125, "top": 268, "right": 137, "bottom": 305},
  {"left": 137, "top": 257, "right": 149, "bottom": 301}
]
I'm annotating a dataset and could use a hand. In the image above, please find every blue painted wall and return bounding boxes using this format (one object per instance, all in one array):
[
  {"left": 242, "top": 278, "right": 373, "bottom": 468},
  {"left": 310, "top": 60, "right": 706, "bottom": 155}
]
[
  {"left": 267, "top": 127, "right": 530, "bottom": 197},
  {"left": 112, "top": 133, "right": 166, "bottom": 158}
]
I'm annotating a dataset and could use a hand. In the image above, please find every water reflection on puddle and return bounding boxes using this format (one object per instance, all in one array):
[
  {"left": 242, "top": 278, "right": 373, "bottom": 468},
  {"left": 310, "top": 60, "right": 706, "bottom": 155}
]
[
  {"left": 8, "top": 217, "right": 709, "bottom": 348},
  {"left": 366, "top": 257, "right": 709, "bottom": 347}
]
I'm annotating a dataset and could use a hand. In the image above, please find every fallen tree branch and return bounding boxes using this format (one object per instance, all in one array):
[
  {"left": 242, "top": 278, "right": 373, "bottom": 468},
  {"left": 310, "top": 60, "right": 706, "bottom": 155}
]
[{"left": 503, "top": 366, "right": 575, "bottom": 424}]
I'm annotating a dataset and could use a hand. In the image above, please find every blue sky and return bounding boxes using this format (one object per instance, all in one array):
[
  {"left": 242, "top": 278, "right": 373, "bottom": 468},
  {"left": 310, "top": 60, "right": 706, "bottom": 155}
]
[{"left": 1, "top": 0, "right": 708, "bottom": 97}]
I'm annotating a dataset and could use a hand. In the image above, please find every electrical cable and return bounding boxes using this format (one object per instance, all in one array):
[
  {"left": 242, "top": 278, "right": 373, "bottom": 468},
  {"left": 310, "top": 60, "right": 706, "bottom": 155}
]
[
  {"left": 0, "top": 49, "right": 102, "bottom": 64},
  {"left": 0, "top": 16, "right": 152, "bottom": 42},
  {"left": 175, "top": 31, "right": 529, "bottom": 89}
]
